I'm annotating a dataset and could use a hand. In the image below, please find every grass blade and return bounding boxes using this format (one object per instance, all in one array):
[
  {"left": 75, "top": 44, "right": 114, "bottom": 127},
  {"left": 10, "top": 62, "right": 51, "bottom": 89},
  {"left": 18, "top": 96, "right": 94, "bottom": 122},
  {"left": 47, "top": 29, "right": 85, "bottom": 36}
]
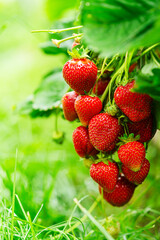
[
  {"left": 73, "top": 198, "right": 114, "bottom": 240},
  {"left": 11, "top": 149, "right": 18, "bottom": 240}
]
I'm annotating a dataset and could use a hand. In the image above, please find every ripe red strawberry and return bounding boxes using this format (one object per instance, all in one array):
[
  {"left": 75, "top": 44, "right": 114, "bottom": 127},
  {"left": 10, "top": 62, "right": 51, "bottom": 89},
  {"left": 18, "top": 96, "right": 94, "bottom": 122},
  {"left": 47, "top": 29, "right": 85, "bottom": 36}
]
[
  {"left": 122, "top": 158, "right": 150, "bottom": 185},
  {"left": 114, "top": 81, "right": 152, "bottom": 122},
  {"left": 72, "top": 126, "right": 98, "bottom": 158},
  {"left": 128, "top": 116, "right": 153, "bottom": 143},
  {"left": 129, "top": 63, "right": 137, "bottom": 73},
  {"left": 99, "top": 176, "right": 136, "bottom": 207},
  {"left": 89, "top": 113, "right": 122, "bottom": 152},
  {"left": 75, "top": 95, "right": 102, "bottom": 127},
  {"left": 62, "top": 91, "right": 78, "bottom": 121},
  {"left": 62, "top": 58, "right": 97, "bottom": 95},
  {"left": 90, "top": 161, "right": 119, "bottom": 192},
  {"left": 92, "top": 79, "right": 110, "bottom": 95},
  {"left": 118, "top": 141, "right": 145, "bottom": 172}
]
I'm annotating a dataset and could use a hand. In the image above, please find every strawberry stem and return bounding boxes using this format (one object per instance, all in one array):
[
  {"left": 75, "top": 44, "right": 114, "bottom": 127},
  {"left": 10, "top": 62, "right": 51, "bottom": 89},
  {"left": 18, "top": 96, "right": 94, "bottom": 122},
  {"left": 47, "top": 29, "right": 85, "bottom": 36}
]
[
  {"left": 131, "top": 42, "right": 160, "bottom": 64},
  {"left": 52, "top": 34, "right": 83, "bottom": 48},
  {"left": 123, "top": 122, "right": 129, "bottom": 136},
  {"left": 101, "top": 61, "right": 125, "bottom": 103},
  {"left": 122, "top": 50, "right": 135, "bottom": 85},
  {"left": 97, "top": 55, "right": 117, "bottom": 82},
  {"left": 150, "top": 51, "right": 160, "bottom": 67},
  {"left": 31, "top": 25, "right": 83, "bottom": 34}
]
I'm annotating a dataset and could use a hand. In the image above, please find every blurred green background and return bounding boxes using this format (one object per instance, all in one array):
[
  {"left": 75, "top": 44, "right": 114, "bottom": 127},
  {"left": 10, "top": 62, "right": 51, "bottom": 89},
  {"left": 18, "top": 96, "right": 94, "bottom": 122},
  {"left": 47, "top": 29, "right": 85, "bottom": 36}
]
[{"left": 0, "top": 0, "right": 160, "bottom": 238}]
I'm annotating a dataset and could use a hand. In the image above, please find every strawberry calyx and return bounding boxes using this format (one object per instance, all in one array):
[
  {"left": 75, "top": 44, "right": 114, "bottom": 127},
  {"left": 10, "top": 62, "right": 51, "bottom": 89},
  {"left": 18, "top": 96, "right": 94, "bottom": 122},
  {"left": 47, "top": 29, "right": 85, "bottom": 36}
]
[
  {"left": 117, "top": 133, "right": 140, "bottom": 147},
  {"left": 93, "top": 152, "right": 115, "bottom": 165},
  {"left": 119, "top": 77, "right": 135, "bottom": 87},
  {"left": 68, "top": 46, "right": 90, "bottom": 59},
  {"left": 105, "top": 102, "right": 119, "bottom": 116},
  {"left": 117, "top": 114, "right": 129, "bottom": 127}
]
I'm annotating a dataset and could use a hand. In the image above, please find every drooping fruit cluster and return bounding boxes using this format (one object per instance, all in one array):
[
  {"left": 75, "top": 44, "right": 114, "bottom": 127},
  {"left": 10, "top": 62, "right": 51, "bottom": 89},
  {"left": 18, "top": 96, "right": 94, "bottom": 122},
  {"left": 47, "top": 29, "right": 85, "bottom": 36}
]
[{"left": 61, "top": 47, "right": 156, "bottom": 207}]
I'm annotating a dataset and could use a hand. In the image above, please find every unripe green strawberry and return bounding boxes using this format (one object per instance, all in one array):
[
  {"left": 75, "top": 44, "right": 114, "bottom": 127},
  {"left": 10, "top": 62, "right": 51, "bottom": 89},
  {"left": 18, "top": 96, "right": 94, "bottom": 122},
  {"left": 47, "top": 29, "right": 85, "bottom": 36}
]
[
  {"left": 90, "top": 161, "right": 119, "bottom": 192},
  {"left": 99, "top": 176, "right": 136, "bottom": 207},
  {"left": 128, "top": 116, "right": 153, "bottom": 143},
  {"left": 75, "top": 95, "right": 102, "bottom": 127},
  {"left": 114, "top": 80, "right": 152, "bottom": 122},
  {"left": 89, "top": 113, "right": 122, "bottom": 152},
  {"left": 72, "top": 126, "right": 98, "bottom": 158},
  {"left": 118, "top": 141, "right": 145, "bottom": 172},
  {"left": 92, "top": 79, "right": 110, "bottom": 96},
  {"left": 122, "top": 158, "right": 150, "bottom": 185},
  {"left": 62, "top": 91, "right": 78, "bottom": 121},
  {"left": 62, "top": 58, "right": 97, "bottom": 95}
]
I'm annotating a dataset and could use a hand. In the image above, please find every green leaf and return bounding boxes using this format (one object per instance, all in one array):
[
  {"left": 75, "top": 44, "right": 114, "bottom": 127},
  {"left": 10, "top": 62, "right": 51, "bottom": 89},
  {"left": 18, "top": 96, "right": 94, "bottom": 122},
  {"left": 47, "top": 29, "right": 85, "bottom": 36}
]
[
  {"left": 16, "top": 96, "right": 54, "bottom": 118},
  {"left": 134, "top": 63, "right": 160, "bottom": 101},
  {"left": 40, "top": 41, "right": 67, "bottom": 55},
  {"left": 17, "top": 69, "right": 68, "bottom": 117},
  {"left": 33, "top": 70, "right": 68, "bottom": 111},
  {"left": 80, "top": 0, "right": 160, "bottom": 57}
]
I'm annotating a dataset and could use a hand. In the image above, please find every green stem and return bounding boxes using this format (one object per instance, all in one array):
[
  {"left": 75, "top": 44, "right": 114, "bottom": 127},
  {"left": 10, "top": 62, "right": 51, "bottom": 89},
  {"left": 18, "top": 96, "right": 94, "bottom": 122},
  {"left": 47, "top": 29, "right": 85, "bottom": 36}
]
[
  {"left": 92, "top": 57, "right": 108, "bottom": 94},
  {"left": 151, "top": 51, "right": 160, "bottom": 67},
  {"left": 52, "top": 34, "right": 83, "bottom": 48},
  {"left": 101, "top": 61, "right": 125, "bottom": 103},
  {"left": 124, "top": 51, "right": 129, "bottom": 81},
  {"left": 31, "top": 26, "right": 83, "bottom": 34},
  {"left": 123, "top": 49, "right": 135, "bottom": 85},
  {"left": 124, "top": 122, "right": 129, "bottom": 136},
  {"left": 101, "top": 49, "right": 135, "bottom": 104},
  {"left": 101, "top": 57, "right": 108, "bottom": 74},
  {"left": 96, "top": 55, "right": 117, "bottom": 82},
  {"left": 131, "top": 42, "right": 160, "bottom": 64}
]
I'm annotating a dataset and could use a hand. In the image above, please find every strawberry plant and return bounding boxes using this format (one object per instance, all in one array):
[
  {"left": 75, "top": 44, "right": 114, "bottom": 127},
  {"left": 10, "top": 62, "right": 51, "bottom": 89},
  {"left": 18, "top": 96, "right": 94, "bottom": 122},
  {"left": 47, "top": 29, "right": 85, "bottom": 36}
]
[{"left": 16, "top": 0, "right": 160, "bottom": 238}]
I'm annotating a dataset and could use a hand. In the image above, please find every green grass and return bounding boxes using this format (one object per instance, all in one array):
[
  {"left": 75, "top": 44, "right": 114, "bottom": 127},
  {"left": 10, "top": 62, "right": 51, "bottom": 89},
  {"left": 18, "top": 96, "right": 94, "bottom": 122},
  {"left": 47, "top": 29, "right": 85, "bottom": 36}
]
[{"left": 0, "top": 0, "right": 160, "bottom": 239}]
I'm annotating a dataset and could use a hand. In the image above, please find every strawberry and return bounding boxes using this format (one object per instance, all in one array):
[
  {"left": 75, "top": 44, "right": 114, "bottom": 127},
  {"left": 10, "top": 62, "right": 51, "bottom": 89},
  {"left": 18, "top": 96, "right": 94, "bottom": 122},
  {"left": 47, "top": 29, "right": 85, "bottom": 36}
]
[
  {"left": 129, "top": 63, "right": 137, "bottom": 73},
  {"left": 122, "top": 158, "right": 150, "bottom": 185},
  {"left": 75, "top": 95, "right": 102, "bottom": 127},
  {"left": 89, "top": 113, "right": 122, "bottom": 152},
  {"left": 62, "top": 58, "right": 97, "bottom": 95},
  {"left": 92, "top": 79, "right": 110, "bottom": 96},
  {"left": 62, "top": 91, "right": 78, "bottom": 121},
  {"left": 72, "top": 126, "right": 98, "bottom": 158},
  {"left": 114, "top": 80, "right": 152, "bottom": 122},
  {"left": 128, "top": 116, "right": 153, "bottom": 143},
  {"left": 99, "top": 176, "right": 136, "bottom": 207},
  {"left": 90, "top": 161, "right": 119, "bottom": 192},
  {"left": 118, "top": 141, "right": 145, "bottom": 172}
]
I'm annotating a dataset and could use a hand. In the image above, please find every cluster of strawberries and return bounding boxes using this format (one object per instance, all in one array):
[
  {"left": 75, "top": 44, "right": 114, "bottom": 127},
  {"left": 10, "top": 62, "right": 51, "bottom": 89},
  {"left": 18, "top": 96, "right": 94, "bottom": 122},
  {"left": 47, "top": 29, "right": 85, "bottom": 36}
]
[{"left": 62, "top": 56, "right": 154, "bottom": 207}]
